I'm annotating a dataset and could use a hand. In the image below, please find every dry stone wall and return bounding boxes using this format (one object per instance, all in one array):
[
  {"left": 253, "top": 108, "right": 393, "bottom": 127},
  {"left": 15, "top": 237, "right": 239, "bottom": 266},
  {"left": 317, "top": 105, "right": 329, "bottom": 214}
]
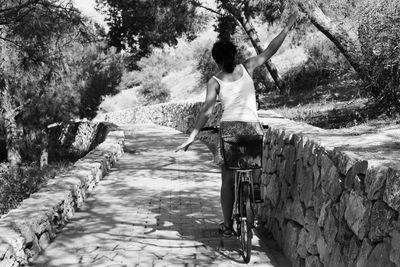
[
  {"left": 0, "top": 130, "right": 125, "bottom": 266},
  {"left": 97, "top": 102, "right": 400, "bottom": 267}
]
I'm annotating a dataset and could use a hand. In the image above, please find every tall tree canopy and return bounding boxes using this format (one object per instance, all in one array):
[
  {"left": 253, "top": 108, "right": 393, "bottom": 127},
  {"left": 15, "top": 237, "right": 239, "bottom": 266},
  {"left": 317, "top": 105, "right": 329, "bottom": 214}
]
[{"left": 95, "top": 0, "right": 200, "bottom": 62}]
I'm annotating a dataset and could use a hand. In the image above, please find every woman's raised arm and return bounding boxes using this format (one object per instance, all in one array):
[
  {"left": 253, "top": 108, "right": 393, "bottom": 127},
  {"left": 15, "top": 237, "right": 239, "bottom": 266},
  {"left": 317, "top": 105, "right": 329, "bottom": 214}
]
[{"left": 244, "top": 14, "right": 297, "bottom": 76}]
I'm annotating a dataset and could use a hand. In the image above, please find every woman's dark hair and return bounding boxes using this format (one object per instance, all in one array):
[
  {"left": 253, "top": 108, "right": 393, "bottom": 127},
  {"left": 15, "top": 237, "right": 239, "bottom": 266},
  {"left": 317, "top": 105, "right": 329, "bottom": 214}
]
[{"left": 211, "top": 40, "right": 237, "bottom": 73}]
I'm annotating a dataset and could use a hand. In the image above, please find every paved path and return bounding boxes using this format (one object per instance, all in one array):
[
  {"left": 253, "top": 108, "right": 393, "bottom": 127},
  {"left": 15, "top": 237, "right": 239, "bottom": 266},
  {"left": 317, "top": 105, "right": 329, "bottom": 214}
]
[{"left": 31, "top": 124, "right": 290, "bottom": 267}]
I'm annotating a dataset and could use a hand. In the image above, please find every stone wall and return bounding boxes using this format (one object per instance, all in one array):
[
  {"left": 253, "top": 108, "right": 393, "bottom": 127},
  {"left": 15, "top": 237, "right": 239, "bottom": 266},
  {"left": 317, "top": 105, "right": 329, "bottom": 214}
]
[
  {"left": 95, "top": 101, "right": 222, "bottom": 134},
  {"left": 258, "top": 116, "right": 400, "bottom": 267},
  {"left": 48, "top": 121, "right": 116, "bottom": 161},
  {"left": 0, "top": 130, "right": 125, "bottom": 266},
  {"left": 97, "top": 102, "right": 400, "bottom": 267}
]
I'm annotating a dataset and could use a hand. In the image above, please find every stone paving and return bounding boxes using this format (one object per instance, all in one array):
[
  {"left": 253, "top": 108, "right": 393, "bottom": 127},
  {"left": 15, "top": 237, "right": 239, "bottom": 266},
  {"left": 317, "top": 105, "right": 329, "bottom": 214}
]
[{"left": 31, "top": 124, "right": 290, "bottom": 267}]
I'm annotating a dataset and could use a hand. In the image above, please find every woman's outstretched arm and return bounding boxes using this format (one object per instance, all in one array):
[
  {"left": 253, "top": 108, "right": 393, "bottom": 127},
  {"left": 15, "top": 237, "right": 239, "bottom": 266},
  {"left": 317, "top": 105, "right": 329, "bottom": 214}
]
[
  {"left": 244, "top": 14, "right": 297, "bottom": 76},
  {"left": 175, "top": 78, "right": 218, "bottom": 152}
]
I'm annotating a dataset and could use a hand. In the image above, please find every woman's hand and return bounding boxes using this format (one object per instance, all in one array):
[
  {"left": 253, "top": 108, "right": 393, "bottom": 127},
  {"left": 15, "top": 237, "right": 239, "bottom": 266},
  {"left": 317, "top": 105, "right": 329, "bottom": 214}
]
[{"left": 175, "top": 137, "right": 195, "bottom": 152}]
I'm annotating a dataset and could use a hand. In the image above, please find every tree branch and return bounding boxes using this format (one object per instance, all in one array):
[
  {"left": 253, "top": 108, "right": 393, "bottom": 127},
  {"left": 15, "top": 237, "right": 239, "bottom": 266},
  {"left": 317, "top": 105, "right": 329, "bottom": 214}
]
[{"left": 190, "top": 1, "right": 223, "bottom": 16}]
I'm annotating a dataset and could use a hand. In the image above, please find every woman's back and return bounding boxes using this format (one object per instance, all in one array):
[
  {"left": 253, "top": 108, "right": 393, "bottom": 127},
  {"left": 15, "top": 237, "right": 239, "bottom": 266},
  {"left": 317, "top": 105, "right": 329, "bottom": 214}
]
[{"left": 213, "top": 64, "right": 259, "bottom": 122}]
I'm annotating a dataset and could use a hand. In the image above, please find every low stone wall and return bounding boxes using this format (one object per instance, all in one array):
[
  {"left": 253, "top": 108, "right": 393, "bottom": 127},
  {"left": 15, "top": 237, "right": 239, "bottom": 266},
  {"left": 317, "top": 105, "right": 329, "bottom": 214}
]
[
  {"left": 0, "top": 130, "right": 125, "bottom": 266},
  {"left": 48, "top": 121, "right": 116, "bottom": 161},
  {"left": 258, "top": 115, "right": 400, "bottom": 267},
  {"left": 97, "top": 103, "right": 400, "bottom": 267},
  {"left": 95, "top": 101, "right": 222, "bottom": 134}
]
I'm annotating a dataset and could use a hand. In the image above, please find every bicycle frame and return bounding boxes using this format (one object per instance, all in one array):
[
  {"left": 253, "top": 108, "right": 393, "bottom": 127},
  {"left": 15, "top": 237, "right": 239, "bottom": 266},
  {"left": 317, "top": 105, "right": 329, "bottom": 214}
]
[{"left": 233, "top": 169, "right": 254, "bottom": 221}]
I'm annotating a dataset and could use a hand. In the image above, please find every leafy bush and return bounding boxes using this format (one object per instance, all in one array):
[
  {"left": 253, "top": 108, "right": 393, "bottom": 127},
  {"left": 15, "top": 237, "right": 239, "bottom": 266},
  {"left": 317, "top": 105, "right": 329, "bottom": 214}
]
[
  {"left": 0, "top": 161, "right": 72, "bottom": 215},
  {"left": 116, "top": 46, "right": 196, "bottom": 105},
  {"left": 359, "top": 0, "right": 400, "bottom": 115},
  {"left": 79, "top": 45, "right": 125, "bottom": 119},
  {"left": 137, "top": 80, "right": 170, "bottom": 105},
  {"left": 283, "top": 33, "right": 351, "bottom": 93}
]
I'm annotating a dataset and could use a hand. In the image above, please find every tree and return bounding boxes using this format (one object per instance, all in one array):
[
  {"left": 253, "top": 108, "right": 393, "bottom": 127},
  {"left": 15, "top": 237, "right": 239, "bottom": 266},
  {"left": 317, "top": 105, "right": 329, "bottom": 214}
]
[
  {"left": 79, "top": 45, "right": 124, "bottom": 118},
  {"left": 0, "top": 0, "right": 87, "bottom": 166},
  {"left": 95, "top": 0, "right": 200, "bottom": 66},
  {"left": 295, "top": 0, "right": 400, "bottom": 112}
]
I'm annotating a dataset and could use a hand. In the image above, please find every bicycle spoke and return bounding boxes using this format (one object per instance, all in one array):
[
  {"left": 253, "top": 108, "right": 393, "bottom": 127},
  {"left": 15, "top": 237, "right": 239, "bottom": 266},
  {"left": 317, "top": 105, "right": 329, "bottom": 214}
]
[{"left": 239, "top": 182, "right": 252, "bottom": 263}]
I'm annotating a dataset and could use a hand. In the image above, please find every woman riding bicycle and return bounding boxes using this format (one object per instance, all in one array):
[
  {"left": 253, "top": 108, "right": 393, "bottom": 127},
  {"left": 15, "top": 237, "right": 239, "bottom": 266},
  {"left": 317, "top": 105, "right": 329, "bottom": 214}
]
[{"left": 176, "top": 15, "right": 297, "bottom": 237}]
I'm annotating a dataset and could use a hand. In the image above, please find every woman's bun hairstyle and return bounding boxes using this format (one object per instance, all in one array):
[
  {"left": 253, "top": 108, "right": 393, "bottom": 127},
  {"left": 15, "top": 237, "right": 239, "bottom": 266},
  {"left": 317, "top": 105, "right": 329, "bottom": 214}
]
[{"left": 211, "top": 40, "right": 237, "bottom": 73}]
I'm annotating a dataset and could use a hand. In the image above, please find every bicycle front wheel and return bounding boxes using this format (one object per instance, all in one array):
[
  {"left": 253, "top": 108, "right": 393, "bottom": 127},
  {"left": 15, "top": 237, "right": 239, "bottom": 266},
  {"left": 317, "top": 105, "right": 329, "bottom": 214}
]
[{"left": 239, "top": 182, "right": 252, "bottom": 263}]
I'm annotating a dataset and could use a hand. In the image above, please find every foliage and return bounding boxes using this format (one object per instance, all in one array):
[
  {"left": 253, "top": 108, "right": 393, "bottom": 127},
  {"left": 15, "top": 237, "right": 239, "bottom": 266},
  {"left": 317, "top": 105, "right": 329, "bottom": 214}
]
[
  {"left": 96, "top": 0, "right": 203, "bottom": 66},
  {"left": 0, "top": 161, "right": 73, "bottom": 215},
  {"left": 358, "top": 0, "right": 400, "bottom": 115},
  {"left": 79, "top": 45, "right": 124, "bottom": 119},
  {"left": 283, "top": 34, "right": 351, "bottom": 94},
  {"left": 137, "top": 80, "right": 170, "bottom": 105},
  {"left": 117, "top": 43, "right": 197, "bottom": 105}
]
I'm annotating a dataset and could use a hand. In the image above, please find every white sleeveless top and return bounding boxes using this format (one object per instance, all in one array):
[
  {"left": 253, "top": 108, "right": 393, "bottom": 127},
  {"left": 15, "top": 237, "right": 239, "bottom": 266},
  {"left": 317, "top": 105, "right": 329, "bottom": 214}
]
[{"left": 213, "top": 64, "right": 259, "bottom": 122}]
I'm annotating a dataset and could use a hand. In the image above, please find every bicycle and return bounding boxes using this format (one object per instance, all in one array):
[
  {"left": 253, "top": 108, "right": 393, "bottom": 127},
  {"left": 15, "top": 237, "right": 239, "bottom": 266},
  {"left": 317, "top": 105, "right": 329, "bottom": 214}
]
[{"left": 200, "top": 127, "right": 264, "bottom": 263}]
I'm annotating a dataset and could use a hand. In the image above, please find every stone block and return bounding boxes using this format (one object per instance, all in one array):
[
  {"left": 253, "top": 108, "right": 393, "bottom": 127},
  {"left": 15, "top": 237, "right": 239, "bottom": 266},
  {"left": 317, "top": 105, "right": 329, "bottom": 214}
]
[
  {"left": 356, "top": 238, "right": 373, "bottom": 267},
  {"left": 343, "top": 236, "right": 361, "bottom": 267},
  {"left": 384, "top": 169, "right": 400, "bottom": 210},
  {"left": 271, "top": 219, "right": 283, "bottom": 248},
  {"left": 284, "top": 147, "right": 295, "bottom": 185},
  {"left": 300, "top": 167, "right": 314, "bottom": 208},
  {"left": 303, "top": 140, "right": 311, "bottom": 166},
  {"left": 278, "top": 159, "right": 286, "bottom": 179},
  {"left": 283, "top": 199, "right": 305, "bottom": 226},
  {"left": 280, "top": 179, "right": 290, "bottom": 202},
  {"left": 335, "top": 150, "right": 357, "bottom": 175},
  {"left": 365, "top": 166, "right": 391, "bottom": 200},
  {"left": 316, "top": 234, "right": 329, "bottom": 266},
  {"left": 336, "top": 218, "right": 354, "bottom": 244},
  {"left": 313, "top": 190, "right": 327, "bottom": 219},
  {"left": 368, "top": 201, "right": 396, "bottom": 242},
  {"left": 296, "top": 136, "right": 305, "bottom": 161},
  {"left": 265, "top": 158, "right": 277, "bottom": 174},
  {"left": 328, "top": 243, "right": 347, "bottom": 267},
  {"left": 283, "top": 221, "right": 302, "bottom": 265},
  {"left": 345, "top": 160, "right": 368, "bottom": 190},
  {"left": 323, "top": 209, "right": 338, "bottom": 250},
  {"left": 390, "top": 230, "right": 400, "bottom": 266},
  {"left": 297, "top": 228, "right": 308, "bottom": 258},
  {"left": 265, "top": 174, "right": 280, "bottom": 207},
  {"left": 365, "top": 240, "right": 395, "bottom": 267},
  {"left": 313, "top": 162, "right": 320, "bottom": 189},
  {"left": 305, "top": 256, "right": 323, "bottom": 267},
  {"left": 345, "top": 190, "right": 371, "bottom": 240},
  {"left": 317, "top": 199, "right": 332, "bottom": 227},
  {"left": 292, "top": 159, "right": 304, "bottom": 199},
  {"left": 304, "top": 209, "right": 320, "bottom": 255},
  {"left": 320, "top": 154, "right": 342, "bottom": 201}
]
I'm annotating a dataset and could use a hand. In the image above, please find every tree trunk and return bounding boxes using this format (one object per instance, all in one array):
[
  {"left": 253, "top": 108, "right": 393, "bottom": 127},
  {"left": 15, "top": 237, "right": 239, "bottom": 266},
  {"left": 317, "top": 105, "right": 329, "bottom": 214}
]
[
  {"left": 1, "top": 80, "right": 22, "bottom": 167},
  {"left": 223, "top": 4, "right": 287, "bottom": 94},
  {"left": 297, "top": 1, "right": 369, "bottom": 81}
]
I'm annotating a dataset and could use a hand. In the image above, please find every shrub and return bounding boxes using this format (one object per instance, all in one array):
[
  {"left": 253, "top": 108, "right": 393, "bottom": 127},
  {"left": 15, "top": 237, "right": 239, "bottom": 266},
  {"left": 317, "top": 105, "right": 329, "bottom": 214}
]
[
  {"left": 359, "top": 0, "right": 400, "bottom": 115},
  {"left": 137, "top": 80, "right": 170, "bottom": 105},
  {"left": 0, "top": 161, "right": 72, "bottom": 215},
  {"left": 283, "top": 33, "right": 351, "bottom": 94}
]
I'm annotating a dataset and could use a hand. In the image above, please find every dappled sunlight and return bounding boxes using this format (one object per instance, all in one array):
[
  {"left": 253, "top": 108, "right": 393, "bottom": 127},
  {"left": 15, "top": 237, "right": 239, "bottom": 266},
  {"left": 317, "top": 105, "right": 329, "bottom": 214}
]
[{"left": 31, "top": 124, "right": 285, "bottom": 266}]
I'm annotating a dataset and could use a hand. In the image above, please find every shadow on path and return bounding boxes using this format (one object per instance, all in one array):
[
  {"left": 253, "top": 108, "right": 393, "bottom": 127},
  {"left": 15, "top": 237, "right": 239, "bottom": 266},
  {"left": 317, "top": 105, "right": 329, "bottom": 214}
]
[{"left": 31, "top": 124, "right": 289, "bottom": 267}]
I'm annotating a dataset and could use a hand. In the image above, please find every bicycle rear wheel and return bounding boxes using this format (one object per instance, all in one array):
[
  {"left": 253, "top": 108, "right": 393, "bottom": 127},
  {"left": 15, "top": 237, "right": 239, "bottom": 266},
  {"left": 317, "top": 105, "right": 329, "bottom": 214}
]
[{"left": 239, "top": 182, "right": 252, "bottom": 263}]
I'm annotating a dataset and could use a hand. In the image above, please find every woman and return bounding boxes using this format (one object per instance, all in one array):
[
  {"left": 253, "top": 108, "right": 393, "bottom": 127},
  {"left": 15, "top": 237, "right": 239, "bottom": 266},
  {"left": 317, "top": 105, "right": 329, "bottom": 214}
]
[{"left": 176, "top": 15, "right": 297, "bottom": 237}]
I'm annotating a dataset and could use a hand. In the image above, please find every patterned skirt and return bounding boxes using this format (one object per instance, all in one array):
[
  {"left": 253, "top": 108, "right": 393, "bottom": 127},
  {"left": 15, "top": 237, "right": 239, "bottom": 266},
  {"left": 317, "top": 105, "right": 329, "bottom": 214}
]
[{"left": 218, "top": 121, "right": 264, "bottom": 170}]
